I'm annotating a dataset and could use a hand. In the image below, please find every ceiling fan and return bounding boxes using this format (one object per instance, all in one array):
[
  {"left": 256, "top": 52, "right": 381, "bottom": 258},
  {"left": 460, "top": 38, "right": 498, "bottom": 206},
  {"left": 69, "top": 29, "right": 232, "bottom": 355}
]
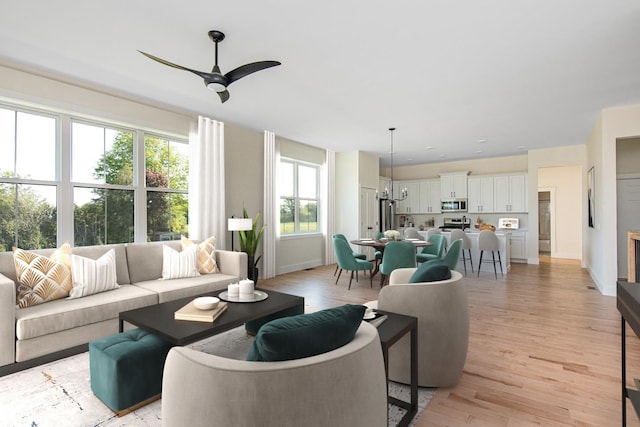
[{"left": 138, "top": 30, "right": 281, "bottom": 103}]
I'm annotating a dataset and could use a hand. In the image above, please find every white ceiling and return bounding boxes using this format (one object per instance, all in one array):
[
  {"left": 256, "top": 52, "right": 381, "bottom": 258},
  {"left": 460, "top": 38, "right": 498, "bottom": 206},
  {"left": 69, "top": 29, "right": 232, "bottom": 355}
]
[{"left": 1, "top": 1, "right": 640, "bottom": 166}]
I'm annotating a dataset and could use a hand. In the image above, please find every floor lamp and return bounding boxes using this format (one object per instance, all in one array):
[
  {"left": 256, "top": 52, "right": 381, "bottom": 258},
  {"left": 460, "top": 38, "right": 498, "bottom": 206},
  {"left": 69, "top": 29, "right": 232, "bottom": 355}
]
[{"left": 228, "top": 217, "right": 253, "bottom": 251}]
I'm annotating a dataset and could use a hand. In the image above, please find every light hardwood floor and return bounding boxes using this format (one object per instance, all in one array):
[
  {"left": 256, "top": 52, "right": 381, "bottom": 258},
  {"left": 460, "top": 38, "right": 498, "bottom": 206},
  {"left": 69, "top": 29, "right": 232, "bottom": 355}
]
[{"left": 258, "top": 257, "right": 640, "bottom": 426}]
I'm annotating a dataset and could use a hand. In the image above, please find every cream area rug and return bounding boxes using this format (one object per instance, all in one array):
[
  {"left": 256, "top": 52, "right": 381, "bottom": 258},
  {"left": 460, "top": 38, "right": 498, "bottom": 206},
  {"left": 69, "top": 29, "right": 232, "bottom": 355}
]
[{"left": 0, "top": 326, "right": 434, "bottom": 427}]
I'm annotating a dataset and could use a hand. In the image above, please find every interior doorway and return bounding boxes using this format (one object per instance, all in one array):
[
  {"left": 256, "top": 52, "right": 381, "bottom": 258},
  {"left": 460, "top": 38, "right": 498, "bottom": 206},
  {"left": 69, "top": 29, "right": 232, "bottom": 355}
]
[{"left": 538, "top": 191, "right": 551, "bottom": 254}]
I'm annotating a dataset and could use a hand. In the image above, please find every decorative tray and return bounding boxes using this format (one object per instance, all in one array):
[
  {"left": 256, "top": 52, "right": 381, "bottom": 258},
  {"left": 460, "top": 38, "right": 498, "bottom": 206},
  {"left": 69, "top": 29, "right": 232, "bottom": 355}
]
[{"left": 218, "top": 290, "right": 268, "bottom": 303}]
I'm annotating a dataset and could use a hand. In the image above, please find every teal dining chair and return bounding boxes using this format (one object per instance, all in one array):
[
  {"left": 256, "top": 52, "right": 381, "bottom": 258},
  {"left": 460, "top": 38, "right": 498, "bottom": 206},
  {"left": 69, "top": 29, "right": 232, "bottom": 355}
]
[
  {"left": 442, "top": 238, "right": 463, "bottom": 271},
  {"left": 379, "top": 241, "right": 417, "bottom": 287},
  {"left": 333, "top": 234, "right": 367, "bottom": 277},
  {"left": 416, "top": 234, "right": 446, "bottom": 264},
  {"left": 333, "top": 237, "right": 374, "bottom": 289}
]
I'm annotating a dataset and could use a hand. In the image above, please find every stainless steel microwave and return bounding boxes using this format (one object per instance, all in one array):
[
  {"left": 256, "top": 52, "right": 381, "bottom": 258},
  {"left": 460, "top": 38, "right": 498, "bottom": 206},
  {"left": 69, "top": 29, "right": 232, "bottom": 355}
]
[{"left": 441, "top": 199, "right": 467, "bottom": 212}]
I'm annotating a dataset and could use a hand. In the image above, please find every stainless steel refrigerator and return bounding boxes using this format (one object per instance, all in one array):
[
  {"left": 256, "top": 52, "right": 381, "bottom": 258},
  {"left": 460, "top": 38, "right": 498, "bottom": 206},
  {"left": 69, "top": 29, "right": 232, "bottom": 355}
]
[{"left": 378, "top": 199, "right": 396, "bottom": 233}]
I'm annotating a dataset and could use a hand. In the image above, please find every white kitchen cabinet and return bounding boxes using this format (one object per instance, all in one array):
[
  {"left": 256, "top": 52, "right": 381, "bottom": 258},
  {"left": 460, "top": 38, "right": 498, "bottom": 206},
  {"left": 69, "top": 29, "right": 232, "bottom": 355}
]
[
  {"left": 418, "top": 179, "right": 441, "bottom": 213},
  {"left": 494, "top": 173, "right": 527, "bottom": 213},
  {"left": 467, "top": 175, "right": 494, "bottom": 213},
  {"left": 440, "top": 172, "right": 469, "bottom": 199},
  {"left": 509, "top": 231, "right": 527, "bottom": 261},
  {"left": 393, "top": 180, "right": 420, "bottom": 213}
]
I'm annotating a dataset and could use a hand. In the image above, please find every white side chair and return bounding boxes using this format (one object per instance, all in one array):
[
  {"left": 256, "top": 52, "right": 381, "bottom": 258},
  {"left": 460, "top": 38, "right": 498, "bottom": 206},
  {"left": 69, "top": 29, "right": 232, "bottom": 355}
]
[
  {"left": 450, "top": 229, "right": 473, "bottom": 275},
  {"left": 478, "top": 230, "right": 503, "bottom": 278},
  {"left": 403, "top": 227, "right": 422, "bottom": 240}
]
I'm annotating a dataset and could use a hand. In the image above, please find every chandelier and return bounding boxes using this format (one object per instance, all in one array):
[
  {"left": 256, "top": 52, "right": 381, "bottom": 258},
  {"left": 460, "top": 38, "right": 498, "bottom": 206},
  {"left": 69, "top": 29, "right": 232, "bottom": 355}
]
[{"left": 377, "top": 127, "right": 407, "bottom": 202}]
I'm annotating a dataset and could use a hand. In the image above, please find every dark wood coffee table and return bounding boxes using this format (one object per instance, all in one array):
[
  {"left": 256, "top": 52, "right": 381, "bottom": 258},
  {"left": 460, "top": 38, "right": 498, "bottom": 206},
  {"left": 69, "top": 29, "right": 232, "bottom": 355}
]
[{"left": 119, "top": 288, "right": 305, "bottom": 345}]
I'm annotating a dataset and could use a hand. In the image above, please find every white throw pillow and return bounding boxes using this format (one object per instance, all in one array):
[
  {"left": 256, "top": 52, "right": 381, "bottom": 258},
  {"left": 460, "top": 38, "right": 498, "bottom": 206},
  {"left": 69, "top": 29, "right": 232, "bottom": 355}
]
[
  {"left": 161, "top": 244, "right": 200, "bottom": 280},
  {"left": 68, "top": 249, "right": 119, "bottom": 299}
]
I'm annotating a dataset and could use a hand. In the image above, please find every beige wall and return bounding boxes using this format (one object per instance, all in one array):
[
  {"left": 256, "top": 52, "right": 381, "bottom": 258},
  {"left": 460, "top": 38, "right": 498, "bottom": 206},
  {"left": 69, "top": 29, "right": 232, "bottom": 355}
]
[
  {"left": 591, "top": 103, "right": 640, "bottom": 295},
  {"left": 225, "top": 124, "right": 264, "bottom": 252},
  {"left": 0, "top": 64, "right": 192, "bottom": 136},
  {"left": 538, "top": 166, "right": 582, "bottom": 259},
  {"left": 382, "top": 155, "right": 528, "bottom": 180},
  {"left": 616, "top": 137, "right": 640, "bottom": 174}
]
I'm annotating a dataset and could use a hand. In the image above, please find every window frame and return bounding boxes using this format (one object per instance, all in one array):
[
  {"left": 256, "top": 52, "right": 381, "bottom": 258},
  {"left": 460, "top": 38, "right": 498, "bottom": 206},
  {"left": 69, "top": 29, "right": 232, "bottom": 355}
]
[
  {"left": 0, "top": 101, "right": 189, "bottom": 249},
  {"left": 279, "top": 158, "right": 321, "bottom": 236}
]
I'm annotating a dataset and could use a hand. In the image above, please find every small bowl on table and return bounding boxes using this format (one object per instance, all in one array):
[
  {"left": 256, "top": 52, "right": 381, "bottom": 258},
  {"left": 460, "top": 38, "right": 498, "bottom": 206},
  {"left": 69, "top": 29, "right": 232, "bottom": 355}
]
[{"left": 193, "top": 296, "right": 220, "bottom": 310}]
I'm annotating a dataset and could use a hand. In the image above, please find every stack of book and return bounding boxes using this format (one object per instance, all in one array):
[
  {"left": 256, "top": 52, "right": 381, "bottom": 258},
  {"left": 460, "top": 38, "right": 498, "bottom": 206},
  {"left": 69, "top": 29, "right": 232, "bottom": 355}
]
[{"left": 174, "top": 300, "right": 228, "bottom": 322}]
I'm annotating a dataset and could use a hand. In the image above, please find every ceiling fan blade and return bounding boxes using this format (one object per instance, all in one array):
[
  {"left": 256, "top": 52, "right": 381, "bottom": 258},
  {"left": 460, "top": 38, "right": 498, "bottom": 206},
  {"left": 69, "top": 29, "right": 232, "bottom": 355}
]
[
  {"left": 225, "top": 61, "right": 281, "bottom": 85},
  {"left": 218, "top": 90, "right": 230, "bottom": 103},
  {"left": 138, "top": 50, "right": 212, "bottom": 80}
]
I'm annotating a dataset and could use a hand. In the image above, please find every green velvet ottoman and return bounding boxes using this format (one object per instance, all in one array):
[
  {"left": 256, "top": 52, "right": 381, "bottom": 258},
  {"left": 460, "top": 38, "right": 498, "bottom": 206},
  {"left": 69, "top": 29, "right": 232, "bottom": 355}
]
[
  {"left": 244, "top": 304, "right": 305, "bottom": 335},
  {"left": 89, "top": 329, "right": 173, "bottom": 414}
]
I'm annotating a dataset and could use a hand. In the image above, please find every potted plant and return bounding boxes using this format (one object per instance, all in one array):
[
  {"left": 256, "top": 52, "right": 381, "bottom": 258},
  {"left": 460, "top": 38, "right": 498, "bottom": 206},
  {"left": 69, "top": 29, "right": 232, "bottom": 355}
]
[{"left": 238, "top": 207, "right": 265, "bottom": 283}]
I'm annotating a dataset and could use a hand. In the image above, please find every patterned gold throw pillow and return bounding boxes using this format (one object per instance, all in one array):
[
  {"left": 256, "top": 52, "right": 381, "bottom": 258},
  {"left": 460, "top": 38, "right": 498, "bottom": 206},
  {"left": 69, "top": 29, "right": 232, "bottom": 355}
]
[
  {"left": 14, "top": 248, "right": 72, "bottom": 308},
  {"left": 181, "top": 235, "right": 218, "bottom": 274}
]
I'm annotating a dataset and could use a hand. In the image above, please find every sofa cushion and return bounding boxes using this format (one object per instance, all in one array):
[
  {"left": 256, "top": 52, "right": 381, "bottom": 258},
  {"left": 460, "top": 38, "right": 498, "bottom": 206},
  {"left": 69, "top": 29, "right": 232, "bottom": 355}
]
[
  {"left": 134, "top": 273, "right": 237, "bottom": 303},
  {"left": 14, "top": 248, "right": 72, "bottom": 308},
  {"left": 409, "top": 260, "right": 452, "bottom": 283},
  {"left": 125, "top": 241, "right": 181, "bottom": 283},
  {"left": 161, "top": 245, "right": 199, "bottom": 280},
  {"left": 181, "top": 236, "right": 218, "bottom": 274},
  {"left": 68, "top": 249, "right": 119, "bottom": 299},
  {"left": 246, "top": 304, "right": 365, "bottom": 362},
  {"left": 15, "top": 284, "right": 158, "bottom": 340}
]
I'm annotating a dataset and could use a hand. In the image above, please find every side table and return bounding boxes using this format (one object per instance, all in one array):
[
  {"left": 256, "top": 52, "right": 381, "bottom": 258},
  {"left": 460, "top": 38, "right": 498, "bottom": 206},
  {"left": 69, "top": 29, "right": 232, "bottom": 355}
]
[{"left": 372, "top": 310, "right": 418, "bottom": 427}]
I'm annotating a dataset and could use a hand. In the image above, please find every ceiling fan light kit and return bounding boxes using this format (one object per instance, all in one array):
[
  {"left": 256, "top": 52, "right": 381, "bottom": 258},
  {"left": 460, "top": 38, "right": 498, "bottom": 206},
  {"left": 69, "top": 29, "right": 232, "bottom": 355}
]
[{"left": 139, "top": 30, "right": 280, "bottom": 103}]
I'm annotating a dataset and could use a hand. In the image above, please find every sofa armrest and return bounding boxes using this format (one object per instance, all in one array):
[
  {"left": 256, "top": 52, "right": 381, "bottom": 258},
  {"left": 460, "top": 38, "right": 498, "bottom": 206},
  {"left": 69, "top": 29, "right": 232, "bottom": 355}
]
[
  {"left": 0, "top": 273, "right": 16, "bottom": 366},
  {"left": 389, "top": 268, "right": 417, "bottom": 285},
  {"left": 216, "top": 250, "right": 248, "bottom": 279}
]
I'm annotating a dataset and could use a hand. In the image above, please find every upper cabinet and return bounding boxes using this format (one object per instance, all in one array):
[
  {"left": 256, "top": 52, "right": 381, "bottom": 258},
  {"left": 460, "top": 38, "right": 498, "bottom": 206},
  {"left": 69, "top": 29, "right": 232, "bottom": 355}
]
[
  {"left": 467, "top": 175, "right": 494, "bottom": 213},
  {"left": 493, "top": 173, "right": 527, "bottom": 213},
  {"left": 440, "top": 172, "right": 469, "bottom": 199},
  {"left": 419, "top": 179, "right": 441, "bottom": 214}
]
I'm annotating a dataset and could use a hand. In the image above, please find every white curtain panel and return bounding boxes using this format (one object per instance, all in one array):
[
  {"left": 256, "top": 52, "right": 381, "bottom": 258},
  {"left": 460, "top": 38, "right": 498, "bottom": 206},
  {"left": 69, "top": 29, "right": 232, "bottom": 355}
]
[
  {"left": 262, "top": 130, "right": 277, "bottom": 279},
  {"left": 189, "top": 116, "right": 226, "bottom": 247},
  {"left": 324, "top": 150, "right": 336, "bottom": 265}
]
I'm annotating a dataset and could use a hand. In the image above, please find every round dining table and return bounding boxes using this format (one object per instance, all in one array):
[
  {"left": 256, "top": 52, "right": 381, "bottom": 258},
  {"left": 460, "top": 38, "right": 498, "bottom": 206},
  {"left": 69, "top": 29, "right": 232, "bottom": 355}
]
[{"left": 350, "top": 238, "right": 432, "bottom": 284}]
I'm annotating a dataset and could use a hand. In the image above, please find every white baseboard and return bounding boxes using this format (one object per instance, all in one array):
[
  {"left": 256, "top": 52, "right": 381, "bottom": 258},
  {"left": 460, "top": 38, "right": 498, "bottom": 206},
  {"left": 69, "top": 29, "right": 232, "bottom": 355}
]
[{"left": 277, "top": 259, "right": 324, "bottom": 275}]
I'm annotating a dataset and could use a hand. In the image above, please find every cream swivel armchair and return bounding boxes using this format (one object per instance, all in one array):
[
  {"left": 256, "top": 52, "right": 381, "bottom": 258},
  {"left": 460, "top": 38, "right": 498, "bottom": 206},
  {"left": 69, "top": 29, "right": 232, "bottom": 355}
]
[
  {"left": 161, "top": 322, "right": 388, "bottom": 427},
  {"left": 367, "top": 268, "right": 468, "bottom": 387}
]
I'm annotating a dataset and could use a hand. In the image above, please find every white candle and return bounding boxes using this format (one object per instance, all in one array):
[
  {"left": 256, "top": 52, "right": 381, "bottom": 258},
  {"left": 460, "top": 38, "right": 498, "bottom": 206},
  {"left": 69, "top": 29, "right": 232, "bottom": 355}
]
[
  {"left": 227, "top": 283, "right": 239, "bottom": 297},
  {"left": 239, "top": 279, "right": 254, "bottom": 295}
]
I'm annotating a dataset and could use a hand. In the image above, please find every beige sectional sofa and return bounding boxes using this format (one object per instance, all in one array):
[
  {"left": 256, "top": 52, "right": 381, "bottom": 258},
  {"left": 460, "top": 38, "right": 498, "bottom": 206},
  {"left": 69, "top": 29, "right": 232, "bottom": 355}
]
[{"left": 0, "top": 240, "right": 247, "bottom": 373}]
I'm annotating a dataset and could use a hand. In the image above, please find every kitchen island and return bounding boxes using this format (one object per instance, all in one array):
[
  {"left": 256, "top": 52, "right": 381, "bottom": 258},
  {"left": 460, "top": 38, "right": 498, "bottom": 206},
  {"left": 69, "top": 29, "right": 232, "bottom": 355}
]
[{"left": 418, "top": 229, "right": 511, "bottom": 275}]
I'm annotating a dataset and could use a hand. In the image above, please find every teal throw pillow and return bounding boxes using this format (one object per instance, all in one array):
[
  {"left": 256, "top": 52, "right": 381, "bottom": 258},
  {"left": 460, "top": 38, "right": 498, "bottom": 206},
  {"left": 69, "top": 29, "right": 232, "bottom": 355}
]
[
  {"left": 409, "top": 259, "right": 452, "bottom": 283},
  {"left": 246, "top": 304, "right": 365, "bottom": 361}
]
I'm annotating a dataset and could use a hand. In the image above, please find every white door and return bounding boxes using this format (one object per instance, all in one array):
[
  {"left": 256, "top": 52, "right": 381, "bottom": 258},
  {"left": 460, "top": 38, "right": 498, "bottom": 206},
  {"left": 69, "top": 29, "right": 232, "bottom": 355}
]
[{"left": 617, "top": 178, "right": 640, "bottom": 279}]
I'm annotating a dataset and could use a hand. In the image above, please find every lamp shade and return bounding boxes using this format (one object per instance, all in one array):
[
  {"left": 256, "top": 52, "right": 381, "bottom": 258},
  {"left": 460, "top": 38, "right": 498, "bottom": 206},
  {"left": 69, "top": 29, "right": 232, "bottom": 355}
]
[{"left": 228, "top": 218, "right": 253, "bottom": 231}]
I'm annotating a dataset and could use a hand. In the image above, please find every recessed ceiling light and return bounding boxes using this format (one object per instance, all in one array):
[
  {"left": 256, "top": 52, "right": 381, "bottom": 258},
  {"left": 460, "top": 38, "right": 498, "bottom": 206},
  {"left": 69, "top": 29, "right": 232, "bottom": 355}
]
[
  {"left": 439, "top": 154, "right": 446, "bottom": 158},
  {"left": 477, "top": 139, "right": 487, "bottom": 144},
  {"left": 407, "top": 158, "right": 413, "bottom": 162},
  {"left": 425, "top": 146, "right": 434, "bottom": 150},
  {"left": 475, "top": 150, "right": 483, "bottom": 154},
  {"left": 517, "top": 145, "right": 525, "bottom": 150}
]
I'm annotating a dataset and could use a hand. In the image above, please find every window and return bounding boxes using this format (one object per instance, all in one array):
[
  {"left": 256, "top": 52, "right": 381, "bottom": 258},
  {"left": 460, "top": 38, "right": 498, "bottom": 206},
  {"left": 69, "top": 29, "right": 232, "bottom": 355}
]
[
  {"left": 279, "top": 159, "right": 320, "bottom": 234},
  {"left": 0, "top": 102, "right": 189, "bottom": 250},
  {"left": 0, "top": 108, "right": 58, "bottom": 251},
  {"left": 145, "top": 135, "right": 189, "bottom": 242}
]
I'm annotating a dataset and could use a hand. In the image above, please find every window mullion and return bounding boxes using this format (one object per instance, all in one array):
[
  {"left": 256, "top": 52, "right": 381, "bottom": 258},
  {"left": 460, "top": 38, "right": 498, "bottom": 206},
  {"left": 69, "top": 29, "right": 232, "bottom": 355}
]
[
  {"left": 134, "top": 131, "right": 146, "bottom": 242},
  {"left": 58, "top": 114, "right": 73, "bottom": 245}
]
